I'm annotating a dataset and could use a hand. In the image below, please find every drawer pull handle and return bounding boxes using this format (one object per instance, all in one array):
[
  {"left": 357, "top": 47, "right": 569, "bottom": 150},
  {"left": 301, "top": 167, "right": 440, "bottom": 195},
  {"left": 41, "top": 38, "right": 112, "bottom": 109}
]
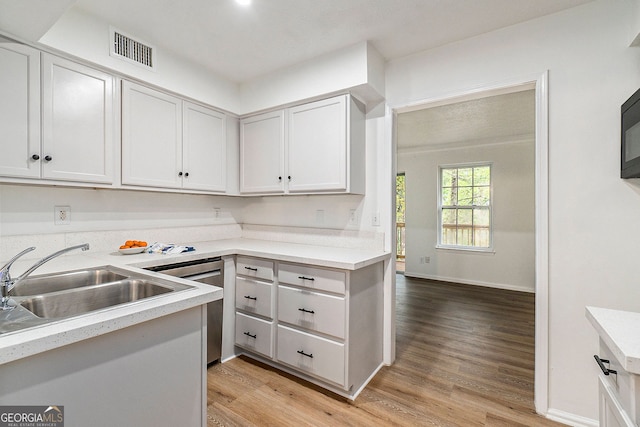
[
  {"left": 244, "top": 332, "right": 257, "bottom": 339},
  {"left": 298, "top": 308, "right": 315, "bottom": 314},
  {"left": 297, "top": 350, "right": 313, "bottom": 358},
  {"left": 244, "top": 295, "right": 257, "bottom": 300},
  {"left": 298, "top": 276, "right": 315, "bottom": 281},
  {"left": 594, "top": 355, "right": 617, "bottom": 376},
  {"left": 244, "top": 267, "right": 258, "bottom": 271}
]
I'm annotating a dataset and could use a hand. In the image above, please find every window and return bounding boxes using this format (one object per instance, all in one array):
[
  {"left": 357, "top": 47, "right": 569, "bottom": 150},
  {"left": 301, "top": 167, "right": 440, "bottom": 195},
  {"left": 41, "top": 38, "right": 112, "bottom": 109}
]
[{"left": 438, "top": 164, "right": 491, "bottom": 249}]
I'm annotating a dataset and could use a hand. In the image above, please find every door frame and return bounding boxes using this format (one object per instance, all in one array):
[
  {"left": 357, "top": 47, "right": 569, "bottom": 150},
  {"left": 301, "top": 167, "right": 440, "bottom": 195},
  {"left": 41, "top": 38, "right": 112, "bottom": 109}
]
[{"left": 388, "top": 70, "right": 549, "bottom": 414}]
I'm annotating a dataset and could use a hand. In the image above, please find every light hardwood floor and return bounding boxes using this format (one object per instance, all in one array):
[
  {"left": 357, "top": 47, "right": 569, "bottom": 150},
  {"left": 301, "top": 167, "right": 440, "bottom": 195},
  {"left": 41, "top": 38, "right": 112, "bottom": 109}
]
[{"left": 206, "top": 275, "right": 564, "bottom": 426}]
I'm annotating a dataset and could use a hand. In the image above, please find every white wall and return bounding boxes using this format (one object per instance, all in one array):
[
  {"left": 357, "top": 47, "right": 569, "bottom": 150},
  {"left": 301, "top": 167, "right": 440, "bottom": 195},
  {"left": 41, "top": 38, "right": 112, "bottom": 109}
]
[
  {"left": 398, "top": 139, "right": 535, "bottom": 292},
  {"left": 386, "top": 0, "right": 640, "bottom": 421},
  {"left": 239, "top": 41, "right": 385, "bottom": 115},
  {"left": 37, "top": 7, "right": 240, "bottom": 113}
]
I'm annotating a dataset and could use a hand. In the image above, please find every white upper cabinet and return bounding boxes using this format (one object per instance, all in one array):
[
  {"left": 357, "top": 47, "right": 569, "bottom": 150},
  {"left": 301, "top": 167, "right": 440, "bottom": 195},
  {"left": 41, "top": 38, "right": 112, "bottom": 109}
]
[
  {"left": 239, "top": 94, "right": 365, "bottom": 195},
  {"left": 0, "top": 43, "right": 40, "bottom": 178},
  {"left": 122, "top": 81, "right": 228, "bottom": 193},
  {"left": 122, "top": 81, "right": 182, "bottom": 189},
  {"left": 183, "top": 102, "right": 226, "bottom": 192},
  {"left": 240, "top": 110, "right": 285, "bottom": 194},
  {"left": 288, "top": 96, "right": 347, "bottom": 193},
  {"left": 41, "top": 54, "right": 115, "bottom": 183},
  {"left": 0, "top": 47, "right": 114, "bottom": 184}
]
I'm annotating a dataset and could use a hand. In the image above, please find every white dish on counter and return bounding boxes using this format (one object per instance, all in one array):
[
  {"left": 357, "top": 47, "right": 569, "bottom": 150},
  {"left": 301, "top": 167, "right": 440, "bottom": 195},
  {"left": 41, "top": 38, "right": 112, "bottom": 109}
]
[{"left": 119, "top": 247, "right": 147, "bottom": 255}]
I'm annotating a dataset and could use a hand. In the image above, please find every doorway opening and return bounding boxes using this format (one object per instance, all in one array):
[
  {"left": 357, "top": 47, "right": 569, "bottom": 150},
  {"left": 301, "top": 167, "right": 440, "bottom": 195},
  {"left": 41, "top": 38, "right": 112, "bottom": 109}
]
[{"left": 391, "top": 72, "right": 549, "bottom": 413}]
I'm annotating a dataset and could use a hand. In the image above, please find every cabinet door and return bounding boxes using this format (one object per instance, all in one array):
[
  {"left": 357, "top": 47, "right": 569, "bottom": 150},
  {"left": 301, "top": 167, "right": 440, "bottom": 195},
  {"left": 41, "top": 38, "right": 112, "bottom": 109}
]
[
  {"left": 122, "top": 81, "right": 182, "bottom": 188},
  {"left": 240, "top": 110, "right": 285, "bottom": 194},
  {"left": 599, "top": 375, "right": 635, "bottom": 427},
  {"left": 287, "top": 95, "right": 347, "bottom": 192},
  {"left": 42, "top": 54, "right": 114, "bottom": 183},
  {"left": 182, "top": 102, "right": 226, "bottom": 192},
  {"left": 0, "top": 43, "right": 40, "bottom": 178}
]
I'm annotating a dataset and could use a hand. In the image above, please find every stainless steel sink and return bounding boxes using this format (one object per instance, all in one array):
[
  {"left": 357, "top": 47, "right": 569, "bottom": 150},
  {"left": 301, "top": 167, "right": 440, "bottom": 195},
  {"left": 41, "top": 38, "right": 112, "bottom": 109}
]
[
  {"left": 11, "top": 268, "right": 128, "bottom": 296},
  {"left": 19, "top": 279, "right": 173, "bottom": 319},
  {"left": 0, "top": 265, "right": 195, "bottom": 331}
]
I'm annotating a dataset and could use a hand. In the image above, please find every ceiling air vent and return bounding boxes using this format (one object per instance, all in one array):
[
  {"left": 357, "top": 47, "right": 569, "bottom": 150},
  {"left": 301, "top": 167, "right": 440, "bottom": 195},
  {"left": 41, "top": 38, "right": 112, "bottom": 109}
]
[{"left": 110, "top": 28, "right": 155, "bottom": 70}]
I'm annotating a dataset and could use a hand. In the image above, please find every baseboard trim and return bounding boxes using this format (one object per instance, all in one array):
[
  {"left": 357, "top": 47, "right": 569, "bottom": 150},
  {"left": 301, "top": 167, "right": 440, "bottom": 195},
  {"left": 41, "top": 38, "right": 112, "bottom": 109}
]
[
  {"left": 546, "top": 408, "right": 598, "bottom": 427},
  {"left": 403, "top": 272, "right": 535, "bottom": 293}
]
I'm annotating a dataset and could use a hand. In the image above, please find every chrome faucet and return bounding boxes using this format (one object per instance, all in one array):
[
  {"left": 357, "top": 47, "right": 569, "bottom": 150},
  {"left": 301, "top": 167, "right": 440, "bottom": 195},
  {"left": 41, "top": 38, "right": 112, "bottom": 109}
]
[{"left": 0, "top": 243, "right": 90, "bottom": 310}]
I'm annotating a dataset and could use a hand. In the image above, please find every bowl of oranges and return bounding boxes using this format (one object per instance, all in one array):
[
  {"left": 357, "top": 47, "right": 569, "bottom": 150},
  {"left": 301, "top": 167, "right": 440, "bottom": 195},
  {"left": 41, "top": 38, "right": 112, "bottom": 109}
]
[{"left": 119, "top": 240, "right": 148, "bottom": 255}]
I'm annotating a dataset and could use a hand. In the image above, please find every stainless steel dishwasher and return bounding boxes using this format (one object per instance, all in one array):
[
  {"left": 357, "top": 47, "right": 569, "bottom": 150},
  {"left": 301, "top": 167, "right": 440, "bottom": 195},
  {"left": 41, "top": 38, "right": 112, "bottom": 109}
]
[{"left": 145, "top": 257, "right": 223, "bottom": 364}]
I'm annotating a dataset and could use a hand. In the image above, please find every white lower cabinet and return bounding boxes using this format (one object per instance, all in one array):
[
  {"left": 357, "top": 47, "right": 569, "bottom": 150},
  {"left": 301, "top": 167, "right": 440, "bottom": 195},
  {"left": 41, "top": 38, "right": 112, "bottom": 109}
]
[
  {"left": 234, "top": 257, "right": 276, "bottom": 359},
  {"left": 235, "top": 312, "right": 273, "bottom": 358},
  {"left": 595, "top": 338, "right": 640, "bottom": 426},
  {"left": 236, "top": 277, "right": 273, "bottom": 318},
  {"left": 233, "top": 256, "right": 383, "bottom": 399},
  {"left": 600, "top": 375, "right": 636, "bottom": 427},
  {"left": 278, "top": 285, "right": 345, "bottom": 339},
  {"left": 277, "top": 324, "right": 345, "bottom": 386}
]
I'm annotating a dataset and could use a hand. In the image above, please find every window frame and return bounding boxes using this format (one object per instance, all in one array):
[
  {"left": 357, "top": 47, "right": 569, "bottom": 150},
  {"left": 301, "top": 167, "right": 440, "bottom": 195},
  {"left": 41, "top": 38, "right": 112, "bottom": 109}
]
[{"left": 436, "top": 162, "right": 494, "bottom": 253}]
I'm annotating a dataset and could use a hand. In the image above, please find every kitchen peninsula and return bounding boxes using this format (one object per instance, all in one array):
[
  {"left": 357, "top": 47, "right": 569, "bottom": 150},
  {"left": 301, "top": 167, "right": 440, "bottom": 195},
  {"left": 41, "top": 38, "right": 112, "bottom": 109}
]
[{"left": 0, "top": 228, "right": 389, "bottom": 426}]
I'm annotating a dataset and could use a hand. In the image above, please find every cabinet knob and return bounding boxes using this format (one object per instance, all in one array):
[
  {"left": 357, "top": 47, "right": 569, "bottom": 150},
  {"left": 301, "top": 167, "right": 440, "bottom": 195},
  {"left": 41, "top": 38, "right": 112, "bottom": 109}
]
[
  {"left": 278, "top": 176, "right": 282, "bottom": 181},
  {"left": 44, "top": 155, "right": 52, "bottom": 162},
  {"left": 178, "top": 172, "right": 183, "bottom": 177},
  {"left": 31, "top": 154, "right": 40, "bottom": 161},
  {"left": 288, "top": 176, "right": 291, "bottom": 181},
  {"left": 184, "top": 172, "right": 189, "bottom": 178}
]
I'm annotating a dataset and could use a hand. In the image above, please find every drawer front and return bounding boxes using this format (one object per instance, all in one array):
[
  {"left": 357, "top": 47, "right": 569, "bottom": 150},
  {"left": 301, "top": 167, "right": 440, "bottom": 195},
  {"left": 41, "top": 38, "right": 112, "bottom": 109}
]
[
  {"left": 277, "top": 325, "right": 345, "bottom": 387},
  {"left": 278, "top": 285, "right": 345, "bottom": 339},
  {"left": 278, "top": 263, "right": 345, "bottom": 294},
  {"left": 237, "top": 256, "right": 274, "bottom": 282},
  {"left": 235, "top": 277, "right": 273, "bottom": 318},
  {"left": 235, "top": 312, "right": 273, "bottom": 358}
]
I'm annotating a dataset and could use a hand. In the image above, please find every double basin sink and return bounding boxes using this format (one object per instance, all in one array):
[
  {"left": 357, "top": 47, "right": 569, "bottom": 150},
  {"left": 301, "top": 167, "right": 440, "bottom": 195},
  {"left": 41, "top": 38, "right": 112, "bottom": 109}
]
[{"left": 2, "top": 266, "right": 192, "bottom": 333}]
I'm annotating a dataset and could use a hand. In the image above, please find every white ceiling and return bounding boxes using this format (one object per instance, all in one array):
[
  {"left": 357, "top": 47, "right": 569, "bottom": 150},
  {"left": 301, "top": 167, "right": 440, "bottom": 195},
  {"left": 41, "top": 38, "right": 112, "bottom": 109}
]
[
  {"left": 70, "top": 0, "right": 594, "bottom": 83},
  {"left": 397, "top": 89, "right": 536, "bottom": 149}
]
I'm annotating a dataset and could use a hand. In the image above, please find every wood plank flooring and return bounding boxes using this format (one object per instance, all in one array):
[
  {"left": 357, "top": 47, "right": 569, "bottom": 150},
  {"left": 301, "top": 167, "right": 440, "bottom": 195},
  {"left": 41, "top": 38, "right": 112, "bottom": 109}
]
[{"left": 206, "top": 275, "right": 564, "bottom": 426}]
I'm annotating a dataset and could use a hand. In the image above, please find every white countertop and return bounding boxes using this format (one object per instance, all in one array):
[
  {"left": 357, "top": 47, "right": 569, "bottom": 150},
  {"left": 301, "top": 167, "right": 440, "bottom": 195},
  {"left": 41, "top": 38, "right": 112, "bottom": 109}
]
[
  {"left": 123, "top": 238, "right": 390, "bottom": 271},
  {"left": 0, "top": 238, "right": 390, "bottom": 365},
  {"left": 586, "top": 306, "right": 640, "bottom": 375}
]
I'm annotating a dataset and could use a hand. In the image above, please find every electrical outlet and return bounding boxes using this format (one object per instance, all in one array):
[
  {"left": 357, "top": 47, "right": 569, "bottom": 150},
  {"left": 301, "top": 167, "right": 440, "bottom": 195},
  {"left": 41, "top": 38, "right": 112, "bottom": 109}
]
[
  {"left": 316, "top": 209, "right": 325, "bottom": 224},
  {"left": 425, "top": 256, "right": 430, "bottom": 264},
  {"left": 348, "top": 209, "right": 358, "bottom": 226},
  {"left": 214, "top": 208, "right": 221, "bottom": 218},
  {"left": 54, "top": 205, "right": 71, "bottom": 225},
  {"left": 372, "top": 212, "right": 380, "bottom": 227}
]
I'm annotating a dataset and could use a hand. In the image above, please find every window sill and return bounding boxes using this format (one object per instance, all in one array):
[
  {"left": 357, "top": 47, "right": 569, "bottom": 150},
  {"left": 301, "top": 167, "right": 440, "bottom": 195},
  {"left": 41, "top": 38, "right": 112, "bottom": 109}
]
[{"left": 435, "top": 245, "right": 495, "bottom": 255}]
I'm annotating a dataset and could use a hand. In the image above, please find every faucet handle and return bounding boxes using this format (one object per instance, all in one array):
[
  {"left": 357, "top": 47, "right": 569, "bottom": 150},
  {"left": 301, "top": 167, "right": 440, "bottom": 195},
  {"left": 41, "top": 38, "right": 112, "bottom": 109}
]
[{"left": 1, "top": 247, "right": 36, "bottom": 279}]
